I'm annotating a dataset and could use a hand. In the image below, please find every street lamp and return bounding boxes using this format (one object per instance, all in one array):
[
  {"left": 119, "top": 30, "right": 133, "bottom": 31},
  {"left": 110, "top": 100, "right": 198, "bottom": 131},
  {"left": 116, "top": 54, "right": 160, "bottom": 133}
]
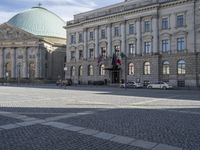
[{"left": 5, "top": 71, "right": 9, "bottom": 85}]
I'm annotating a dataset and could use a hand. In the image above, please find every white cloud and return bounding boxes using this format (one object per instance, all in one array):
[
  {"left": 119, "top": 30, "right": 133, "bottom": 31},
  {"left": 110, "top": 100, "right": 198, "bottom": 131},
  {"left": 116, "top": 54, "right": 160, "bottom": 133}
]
[
  {"left": 0, "top": 11, "right": 17, "bottom": 23},
  {"left": 0, "top": 0, "right": 97, "bottom": 23}
]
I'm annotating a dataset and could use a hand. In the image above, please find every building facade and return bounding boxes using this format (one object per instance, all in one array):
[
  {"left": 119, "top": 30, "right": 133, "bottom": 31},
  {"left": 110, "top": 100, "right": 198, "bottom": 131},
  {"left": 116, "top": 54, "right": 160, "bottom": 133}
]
[
  {"left": 0, "top": 7, "right": 66, "bottom": 82},
  {"left": 66, "top": 0, "right": 200, "bottom": 88}
]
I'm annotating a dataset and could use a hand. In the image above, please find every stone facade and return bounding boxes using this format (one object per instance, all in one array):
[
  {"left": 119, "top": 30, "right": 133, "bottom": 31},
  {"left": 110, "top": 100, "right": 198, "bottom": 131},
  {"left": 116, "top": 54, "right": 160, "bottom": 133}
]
[
  {"left": 0, "top": 23, "right": 66, "bottom": 81},
  {"left": 66, "top": 0, "right": 200, "bottom": 88}
]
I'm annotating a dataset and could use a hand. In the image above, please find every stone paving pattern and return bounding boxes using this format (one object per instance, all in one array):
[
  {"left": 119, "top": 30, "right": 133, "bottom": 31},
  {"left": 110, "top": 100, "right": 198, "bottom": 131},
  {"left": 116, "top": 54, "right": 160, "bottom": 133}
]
[{"left": 0, "top": 86, "right": 200, "bottom": 150}]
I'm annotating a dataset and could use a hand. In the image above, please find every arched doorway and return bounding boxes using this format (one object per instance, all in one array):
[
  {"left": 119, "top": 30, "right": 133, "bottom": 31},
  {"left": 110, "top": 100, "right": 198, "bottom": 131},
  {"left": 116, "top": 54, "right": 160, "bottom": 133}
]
[
  {"left": 29, "top": 63, "right": 35, "bottom": 79},
  {"left": 5, "top": 62, "right": 11, "bottom": 79}
]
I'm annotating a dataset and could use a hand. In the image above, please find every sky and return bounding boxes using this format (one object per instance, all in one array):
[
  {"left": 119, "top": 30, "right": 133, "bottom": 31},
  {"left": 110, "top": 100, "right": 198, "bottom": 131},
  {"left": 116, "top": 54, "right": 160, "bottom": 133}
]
[{"left": 0, "top": 0, "right": 124, "bottom": 23}]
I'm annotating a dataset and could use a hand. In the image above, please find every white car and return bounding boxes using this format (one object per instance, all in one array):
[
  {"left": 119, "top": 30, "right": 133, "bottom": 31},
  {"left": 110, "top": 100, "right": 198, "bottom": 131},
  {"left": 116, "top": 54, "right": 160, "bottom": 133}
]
[
  {"left": 147, "top": 82, "right": 173, "bottom": 90},
  {"left": 120, "top": 81, "right": 143, "bottom": 88}
]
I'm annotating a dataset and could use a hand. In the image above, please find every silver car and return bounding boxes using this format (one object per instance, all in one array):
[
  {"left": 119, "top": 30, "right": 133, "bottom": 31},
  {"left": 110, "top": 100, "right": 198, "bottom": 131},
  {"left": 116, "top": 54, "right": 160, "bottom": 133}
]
[
  {"left": 147, "top": 82, "right": 173, "bottom": 90},
  {"left": 120, "top": 81, "right": 143, "bottom": 88}
]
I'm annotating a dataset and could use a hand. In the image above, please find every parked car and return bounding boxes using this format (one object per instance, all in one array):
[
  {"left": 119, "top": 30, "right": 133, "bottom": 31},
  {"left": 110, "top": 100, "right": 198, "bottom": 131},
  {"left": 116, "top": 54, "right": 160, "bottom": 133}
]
[
  {"left": 56, "top": 79, "right": 72, "bottom": 86},
  {"left": 120, "top": 81, "right": 143, "bottom": 88},
  {"left": 147, "top": 82, "right": 173, "bottom": 90}
]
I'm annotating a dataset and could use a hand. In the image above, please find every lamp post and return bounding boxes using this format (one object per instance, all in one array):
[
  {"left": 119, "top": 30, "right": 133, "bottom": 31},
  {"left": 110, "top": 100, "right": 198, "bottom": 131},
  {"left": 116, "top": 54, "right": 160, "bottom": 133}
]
[
  {"left": 17, "top": 63, "right": 21, "bottom": 85},
  {"left": 5, "top": 72, "right": 9, "bottom": 85}
]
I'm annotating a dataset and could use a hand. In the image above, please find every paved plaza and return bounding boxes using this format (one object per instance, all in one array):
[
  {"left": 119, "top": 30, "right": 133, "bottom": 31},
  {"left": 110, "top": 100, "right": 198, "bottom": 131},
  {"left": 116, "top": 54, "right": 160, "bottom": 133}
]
[{"left": 0, "top": 85, "right": 200, "bottom": 150}]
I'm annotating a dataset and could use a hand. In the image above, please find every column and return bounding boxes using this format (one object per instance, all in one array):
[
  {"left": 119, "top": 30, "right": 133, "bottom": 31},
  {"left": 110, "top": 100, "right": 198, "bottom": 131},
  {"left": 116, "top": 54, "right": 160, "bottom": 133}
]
[
  {"left": 107, "top": 24, "right": 112, "bottom": 57},
  {"left": 83, "top": 28, "right": 88, "bottom": 59},
  {"left": 153, "top": 15, "right": 158, "bottom": 54},
  {"left": 121, "top": 21, "right": 126, "bottom": 54},
  {"left": 136, "top": 18, "right": 141, "bottom": 55},
  {"left": 0, "top": 49, "right": 4, "bottom": 78},
  {"left": 35, "top": 48, "right": 39, "bottom": 78},
  {"left": 95, "top": 26, "right": 99, "bottom": 58},
  {"left": 23, "top": 48, "right": 28, "bottom": 78},
  {"left": 11, "top": 48, "right": 16, "bottom": 78}
]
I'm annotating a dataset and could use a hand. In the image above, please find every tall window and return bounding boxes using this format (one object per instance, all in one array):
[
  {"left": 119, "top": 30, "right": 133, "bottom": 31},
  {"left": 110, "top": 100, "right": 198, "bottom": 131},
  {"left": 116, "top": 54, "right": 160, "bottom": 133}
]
[
  {"left": 114, "top": 45, "right": 120, "bottom": 53},
  {"left": 79, "top": 50, "right": 83, "bottom": 59},
  {"left": 101, "top": 47, "right": 107, "bottom": 58},
  {"left": 71, "top": 51, "right": 75, "bottom": 60},
  {"left": 128, "top": 63, "right": 134, "bottom": 75},
  {"left": 100, "top": 64, "right": 105, "bottom": 76},
  {"left": 129, "top": 44, "right": 136, "bottom": 55},
  {"left": 162, "top": 17, "right": 169, "bottom": 30},
  {"left": 89, "top": 49, "right": 94, "bottom": 58},
  {"left": 144, "top": 21, "right": 151, "bottom": 32},
  {"left": 79, "top": 33, "right": 83, "bottom": 43},
  {"left": 101, "top": 29, "right": 106, "bottom": 39},
  {"left": 177, "top": 37, "right": 185, "bottom": 51},
  {"left": 78, "top": 66, "right": 83, "bottom": 76},
  {"left": 178, "top": 60, "right": 186, "bottom": 75},
  {"left": 144, "top": 62, "right": 151, "bottom": 75},
  {"left": 70, "top": 34, "right": 76, "bottom": 44},
  {"left": 163, "top": 61, "right": 170, "bottom": 75},
  {"left": 177, "top": 15, "right": 184, "bottom": 27},
  {"left": 88, "top": 65, "right": 94, "bottom": 76},
  {"left": 129, "top": 24, "right": 134, "bottom": 35},
  {"left": 162, "top": 39, "right": 170, "bottom": 52},
  {"left": 70, "top": 66, "right": 75, "bottom": 77},
  {"left": 89, "top": 31, "right": 94, "bottom": 40},
  {"left": 114, "top": 27, "right": 120, "bottom": 37},
  {"left": 144, "top": 41, "right": 151, "bottom": 54}
]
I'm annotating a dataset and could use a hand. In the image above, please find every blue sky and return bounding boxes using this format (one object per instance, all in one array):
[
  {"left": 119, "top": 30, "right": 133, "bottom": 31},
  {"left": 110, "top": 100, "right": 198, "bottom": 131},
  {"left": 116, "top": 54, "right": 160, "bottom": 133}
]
[{"left": 0, "top": 0, "right": 123, "bottom": 23}]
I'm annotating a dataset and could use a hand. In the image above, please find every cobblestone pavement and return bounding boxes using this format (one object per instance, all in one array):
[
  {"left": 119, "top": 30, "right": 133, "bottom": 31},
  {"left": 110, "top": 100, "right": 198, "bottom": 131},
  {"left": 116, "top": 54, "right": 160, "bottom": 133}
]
[{"left": 0, "top": 85, "right": 200, "bottom": 150}]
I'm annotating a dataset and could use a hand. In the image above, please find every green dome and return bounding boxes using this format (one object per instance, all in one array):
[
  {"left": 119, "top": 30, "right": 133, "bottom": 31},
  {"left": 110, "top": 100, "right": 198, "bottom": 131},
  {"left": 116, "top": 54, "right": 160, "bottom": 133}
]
[{"left": 8, "top": 7, "right": 66, "bottom": 39}]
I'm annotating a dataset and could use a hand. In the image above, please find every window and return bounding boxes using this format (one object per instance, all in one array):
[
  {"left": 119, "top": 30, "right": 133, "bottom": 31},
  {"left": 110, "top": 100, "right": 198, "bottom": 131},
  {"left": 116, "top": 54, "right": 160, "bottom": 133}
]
[
  {"left": 163, "top": 61, "right": 170, "bottom": 75},
  {"left": 129, "top": 44, "right": 136, "bottom": 55},
  {"left": 79, "top": 50, "right": 83, "bottom": 59},
  {"left": 178, "top": 60, "right": 186, "bottom": 75},
  {"left": 100, "top": 64, "right": 105, "bottom": 76},
  {"left": 114, "top": 45, "right": 120, "bottom": 55},
  {"left": 70, "top": 34, "right": 76, "bottom": 44},
  {"left": 129, "top": 24, "right": 135, "bottom": 35},
  {"left": 162, "top": 39, "right": 170, "bottom": 52},
  {"left": 162, "top": 17, "right": 169, "bottom": 30},
  {"left": 144, "top": 41, "right": 151, "bottom": 54},
  {"left": 144, "top": 62, "right": 151, "bottom": 75},
  {"left": 177, "top": 37, "right": 185, "bottom": 51},
  {"left": 177, "top": 15, "right": 184, "bottom": 27},
  {"left": 101, "top": 47, "right": 107, "bottom": 58},
  {"left": 70, "top": 66, "right": 75, "bottom": 77},
  {"left": 78, "top": 66, "right": 83, "bottom": 76},
  {"left": 71, "top": 51, "right": 75, "bottom": 60},
  {"left": 79, "top": 33, "right": 83, "bottom": 43},
  {"left": 88, "top": 65, "right": 94, "bottom": 76},
  {"left": 101, "top": 29, "right": 106, "bottom": 39},
  {"left": 144, "top": 21, "right": 151, "bottom": 32},
  {"left": 89, "top": 31, "right": 94, "bottom": 40},
  {"left": 114, "top": 27, "right": 120, "bottom": 37},
  {"left": 128, "top": 63, "right": 134, "bottom": 75},
  {"left": 89, "top": 49, "right": 94, "bottom": 58}
]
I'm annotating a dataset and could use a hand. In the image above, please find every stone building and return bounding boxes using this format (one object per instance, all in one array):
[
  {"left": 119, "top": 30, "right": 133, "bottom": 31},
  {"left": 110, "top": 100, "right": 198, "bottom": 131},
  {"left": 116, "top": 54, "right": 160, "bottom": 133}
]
[
  {"left": 65, "top": 0, "right": 200, "bottom": 88},
  {"left": 0, "top": 7, "right": 66, "bottom": 82}
]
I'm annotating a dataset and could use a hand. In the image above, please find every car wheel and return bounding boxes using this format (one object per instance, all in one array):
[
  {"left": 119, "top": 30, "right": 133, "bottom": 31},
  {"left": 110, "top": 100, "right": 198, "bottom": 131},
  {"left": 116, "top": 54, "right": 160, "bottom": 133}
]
[
  {"left": 148, "top": 86, "right": 152, "bottom": 89},
  {"left": 162, "top": 86, "right": 167, "bottom": 90},
  {"left": 133, "top": 85, "right": 136, "bottom": 89}
]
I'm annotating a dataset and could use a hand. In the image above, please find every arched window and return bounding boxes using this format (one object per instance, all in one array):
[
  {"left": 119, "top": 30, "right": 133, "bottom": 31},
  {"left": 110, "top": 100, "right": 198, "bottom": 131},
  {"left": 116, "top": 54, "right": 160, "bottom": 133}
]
[
  {"left": 70, "top": 66, "right": 75, "bottom": 77},
  {"left": 88, "top": 65, "right": 94, "bottom": 76},
  {"left": 100, "top": 64, "right": 105, "bottom": 76},
  {"left": 128, "top": 63, "right": 134, "bottom": 75},
  {"left": 144, "top": 62, "right": 150, "bottom": 75},
  {"left": 163, "top": 61, "right": 170, "bottom": 75},
  {"left": 178, "top": 60, "right": 186, "bottom": 75},
  {"left": 78, "top": 66, "right": 83, "bottom": 77}
]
